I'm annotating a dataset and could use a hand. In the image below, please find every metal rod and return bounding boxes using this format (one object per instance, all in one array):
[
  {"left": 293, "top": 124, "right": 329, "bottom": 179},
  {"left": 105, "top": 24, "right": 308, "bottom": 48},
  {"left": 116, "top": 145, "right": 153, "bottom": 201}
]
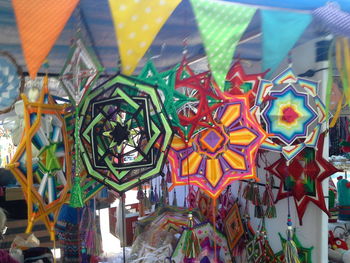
[
  {"left": 239, "top": 179, "right": 280, "bottom": 190},
  {"left": 121, "top": 195, "right": 126, "bottom": 263}
]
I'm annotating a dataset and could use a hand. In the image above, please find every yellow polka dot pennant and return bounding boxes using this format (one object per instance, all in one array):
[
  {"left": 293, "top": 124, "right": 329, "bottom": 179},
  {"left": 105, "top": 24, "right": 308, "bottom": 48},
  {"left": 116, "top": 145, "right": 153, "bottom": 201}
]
[
  {"left": 190, "top": 0, "right": 256, "bottom": 90},
  {"left": 109, "top": 0, "right": 182, "bottom": 75}
]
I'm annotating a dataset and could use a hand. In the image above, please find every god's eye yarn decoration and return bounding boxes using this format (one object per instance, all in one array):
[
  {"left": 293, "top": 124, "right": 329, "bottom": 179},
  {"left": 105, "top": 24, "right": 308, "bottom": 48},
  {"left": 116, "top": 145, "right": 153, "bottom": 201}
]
[
  {"left": 60, "top": 37, "right": 103, "bottom": 106},
  {"left": 265, "top": 132, "right": 339, "bottom": 225},
  {"left": 169, "top": 95, "right": 267, "bottom": 199},
  {"left": 254, "top": 67, "right": 326, "bottom": 162},
  {"left": 7, "top": 78, "right": 71, "bottom": 240},
  {"left": 79, "top": 74, "right": 173, "bottom": 194}
]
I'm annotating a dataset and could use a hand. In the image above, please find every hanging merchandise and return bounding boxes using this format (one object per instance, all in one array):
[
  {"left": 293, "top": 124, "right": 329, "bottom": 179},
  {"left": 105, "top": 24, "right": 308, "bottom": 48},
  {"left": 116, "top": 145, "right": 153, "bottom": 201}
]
[
  {"left": 245, "top": 220, "right": 279, "bottom": 263},
  {"left": 79, "top": 74, "right": 173, "bottom": 194},
  {"left": 262, "top": 174, "right": 277, "bottom": 218},
  {"left": 171, "top": 222, "right": 232, "bottom": 262},
  {"left": 254, "top": 67, "right": 327, "bottom": 162},
  {"left": 169, "top": 95, "right": 267, "bottom": 199},
  {"left": 224, "top": 203, "right": 244, "bottom": 256},
  {"left": 224, "top": 60, "right": 269, "bottom": 106},
  {"left": 7, "top": 77, "right": 71, "bottom": 240},
  {"left": 0, "top": 51, "right": 25, "bottom": 114},
  {"left": 266, "top": 132, "right": 339, "bottom": 224},
  {"left": 60, "top": 36, "right": 103, "bottom": 106}
]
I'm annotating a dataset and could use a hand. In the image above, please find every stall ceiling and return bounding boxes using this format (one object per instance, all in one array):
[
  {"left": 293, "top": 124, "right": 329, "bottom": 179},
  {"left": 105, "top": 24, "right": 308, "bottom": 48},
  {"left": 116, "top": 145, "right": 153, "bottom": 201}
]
[{"left": 0, "top": 0, "right": 339, "bottom": 76}]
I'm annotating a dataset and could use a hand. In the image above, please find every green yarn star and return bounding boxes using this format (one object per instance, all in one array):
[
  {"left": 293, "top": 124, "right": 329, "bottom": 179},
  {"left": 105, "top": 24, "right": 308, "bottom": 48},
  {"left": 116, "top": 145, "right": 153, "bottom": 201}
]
[{"left": 138, "top": 61, "right": 195, "bottom": 134}]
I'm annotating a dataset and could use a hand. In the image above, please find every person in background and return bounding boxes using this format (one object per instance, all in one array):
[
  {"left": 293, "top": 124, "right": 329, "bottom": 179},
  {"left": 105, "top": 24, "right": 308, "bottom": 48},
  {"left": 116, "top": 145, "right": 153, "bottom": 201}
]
[{"left": 0, "top": 207, "right": 20, "bottom": 263}]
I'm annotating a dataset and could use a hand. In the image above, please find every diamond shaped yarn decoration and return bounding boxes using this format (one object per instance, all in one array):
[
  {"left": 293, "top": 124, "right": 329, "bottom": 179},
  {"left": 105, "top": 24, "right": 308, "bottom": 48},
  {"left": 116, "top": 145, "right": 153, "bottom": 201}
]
[{"left": 60, "top": 37, "right": 103, "bottom": 105}]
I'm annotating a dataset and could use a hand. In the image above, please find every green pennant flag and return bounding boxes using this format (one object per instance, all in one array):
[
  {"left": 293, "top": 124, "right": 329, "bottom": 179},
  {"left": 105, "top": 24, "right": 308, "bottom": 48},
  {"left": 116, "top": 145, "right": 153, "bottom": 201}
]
[{"left": 190, "top": 0, "right": 256, "bottom": 90}]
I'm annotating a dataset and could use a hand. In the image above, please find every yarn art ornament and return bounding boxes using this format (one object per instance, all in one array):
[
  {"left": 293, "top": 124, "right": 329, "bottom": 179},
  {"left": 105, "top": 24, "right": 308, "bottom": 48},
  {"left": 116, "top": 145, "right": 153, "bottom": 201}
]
[
  {"left": 254, "top": 67, "right": 326, "bottom": 162},
  {"left": 169, "top": 94, "right": 267, "bottom": 199},
  {"left": 174, "top": 57, "right": 224, "bottom": 140},
  {"left": 137, "top": 60, "right": 194, "bottom": 136},
  {"left": 0, "top": 51, "right": 24, "bottom": 114},
  {"left": 7, "top": 77, "right": 71, "bottom": 240},
  {"left": 79, "top": 74, "right": 173, "bottom": 194},
  {"left": 171, "top": 222, "right": 232, "bottom": 263},
  {"left": 265, "top": 132, "right": 339, "bottom": 224},
  {"left": 224, "top": 60, "right": 268, "bottom": 107},
  {"left": 60, "top": 36, "right": 103, "bottom": 106},
  {"left": 224, "top": 202, "right": 244, "bottom": 254}
]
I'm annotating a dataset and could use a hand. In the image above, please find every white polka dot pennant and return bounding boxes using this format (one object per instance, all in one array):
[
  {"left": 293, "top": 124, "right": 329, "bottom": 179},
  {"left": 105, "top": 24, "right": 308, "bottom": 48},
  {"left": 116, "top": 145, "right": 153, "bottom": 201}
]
[
  {"left": 109, "top": 0, "right": 182, "bottom": 75},
  {"left": 190, "top": 0, "right": 256, "bottom": 90}
]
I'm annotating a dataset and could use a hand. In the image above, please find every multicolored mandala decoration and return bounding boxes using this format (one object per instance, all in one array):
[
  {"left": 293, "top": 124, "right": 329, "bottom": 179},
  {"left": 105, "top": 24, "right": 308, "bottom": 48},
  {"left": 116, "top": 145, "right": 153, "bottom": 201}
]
[
  {"left": 7, "top": 78, "right": 71, "bottom": 240},
  {"left": 79, "top": 74, "right": 173, "bottom": 194},
  {"left": 265, "top": 132, "right": 339, "bottom": 224},
  {"left": 254, "top": 67, "right": 326, "bottom": 161},
  {"left": 60, "top": 37, "right": 103, "bottom": 105},
  {"left": 224, "top": 203, "right": 244, "bottom": 254},
  {"left": 169, "top": 95, "right": 267, "bottom": 199},
  {"left": 0, "top": 51, "right": 24, "bottom": 113}
]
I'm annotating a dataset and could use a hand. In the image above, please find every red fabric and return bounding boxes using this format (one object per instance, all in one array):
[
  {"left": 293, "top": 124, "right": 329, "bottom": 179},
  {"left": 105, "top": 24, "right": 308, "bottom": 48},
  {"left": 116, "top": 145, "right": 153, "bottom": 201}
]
[{"left": 0, "top": 250, "right": 19, "bottom": 263}]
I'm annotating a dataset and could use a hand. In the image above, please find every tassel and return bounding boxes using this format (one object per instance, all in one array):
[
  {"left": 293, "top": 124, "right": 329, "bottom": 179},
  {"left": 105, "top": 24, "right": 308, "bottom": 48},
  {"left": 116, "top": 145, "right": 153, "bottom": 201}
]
[
  {"left": 172, "top": 188, "right": 178, "bottom": 206},
  {"left": 69, "top": 176, "right": 84, "bottom": 208},
  {"left": 252, "top": 185, "right": 264, "bottom": 218},
  {"left": 243, "top": 181, "right": 254, "bottom": 201},
  {"left": 161, "top": 177, "right": 168, "bottom": 205},
  {"left": 283, "top": 225, "right": 300, "bottom": 263},
  {"left": 262, "top": 175, "right": 277, "bottom": 218},
  {"left": 284, "top": 195, "right": 300, "bottom": 263},
  {"left": 182, "top": 212, "right": 200, "bottom": 259}
]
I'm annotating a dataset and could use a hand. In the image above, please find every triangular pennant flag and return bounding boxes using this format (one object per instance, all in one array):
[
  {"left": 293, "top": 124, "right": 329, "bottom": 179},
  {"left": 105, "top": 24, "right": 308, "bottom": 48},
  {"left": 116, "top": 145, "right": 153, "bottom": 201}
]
[
  {"left": 12, "top": 0, "right": 79, "bottom": 79},
  {"left": 109, "top": 0, "right": 181, "bottom": 75},
  {"left": 190, "top": 0, "right": 256, "bottom": 90},
  {"left": 262, "top": 10, "right": 312, "bottom": 77}
]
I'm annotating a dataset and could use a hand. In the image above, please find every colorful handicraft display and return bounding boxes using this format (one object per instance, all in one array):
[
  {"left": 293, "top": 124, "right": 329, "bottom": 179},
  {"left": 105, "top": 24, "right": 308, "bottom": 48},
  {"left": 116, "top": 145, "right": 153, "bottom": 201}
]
[
  {"left": 0, "top": 51, "right": 24, "bottom": 114},
  {"left": 7, "top": 77, "right": 71, "bottom": 240},
  {"left": 171, "top": 222, "right": 232, "bottom": 263},
  {"left": 266, "top": 132, "right": 339, "bottom": 224},
  {"left": 169, "top": 95, "right": 267, "bottom": 199},
  {"left": 79, "top": 74, "right": 173, "bottom": 194},
  {"left": 254, "top": 67, "right": 326, "bottom": 161}
]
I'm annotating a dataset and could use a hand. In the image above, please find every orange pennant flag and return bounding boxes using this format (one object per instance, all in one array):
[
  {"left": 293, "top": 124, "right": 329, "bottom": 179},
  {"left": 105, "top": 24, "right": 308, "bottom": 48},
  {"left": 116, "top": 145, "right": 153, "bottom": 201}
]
[{"left": 12, "top": 0, "right": 79, "bottom": 79}]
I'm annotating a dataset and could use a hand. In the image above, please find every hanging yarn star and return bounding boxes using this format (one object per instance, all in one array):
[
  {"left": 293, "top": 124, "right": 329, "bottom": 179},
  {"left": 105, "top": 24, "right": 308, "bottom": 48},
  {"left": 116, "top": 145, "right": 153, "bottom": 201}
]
[
  {"left": 7, "top": 77, "right": 71, "bottom": 240},
  {"left": 265, "top": 132, "right": 339, "bottom": 224}
]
